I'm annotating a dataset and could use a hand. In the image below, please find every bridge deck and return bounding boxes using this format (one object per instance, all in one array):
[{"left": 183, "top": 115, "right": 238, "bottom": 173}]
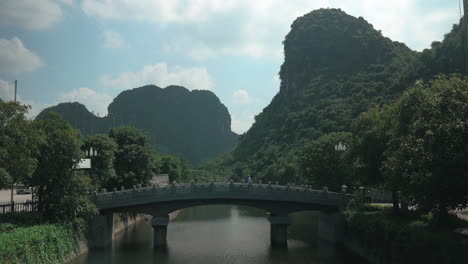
[{"left": 94, "top": 182, "right": 351, "bottom": 211}]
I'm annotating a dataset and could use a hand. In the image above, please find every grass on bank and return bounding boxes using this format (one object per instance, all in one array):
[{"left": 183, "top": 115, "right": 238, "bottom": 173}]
[
  {"left": 0, "top": 212, "right": 80, "bottom": 264},
  {"left": 344, "top": 203, "right": 468, "bottom": 264}
]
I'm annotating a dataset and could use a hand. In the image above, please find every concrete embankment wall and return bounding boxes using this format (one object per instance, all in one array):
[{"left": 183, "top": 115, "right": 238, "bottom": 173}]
[
  {"left": 66, "top": 212, "right": 156, "bottom": 263},
  {"left": 113, "top": 213, "right": 151, "bottom": 235}
]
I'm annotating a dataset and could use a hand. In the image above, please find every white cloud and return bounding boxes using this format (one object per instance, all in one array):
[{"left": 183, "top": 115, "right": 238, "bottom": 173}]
[
  {"left": 0, "top": 37, "right": 43, "bottom": 76},
  {"left": 23, "top": 100, "right": 52, "bottom": 119},
  {"left": 231, "top": 113, "right": 254, "bottom": 134},
  {"left": 0, "top": 79, "right": 51, "bottom": 119},
  {"left": 0, "top": 79, "right": 14, "bottom": 102},
  {"left": 103, "top": 30, "right": 126, "bottom": 49},
  {"left": 233, "top": 90, "right": 253, "bottom": 104},
  {"left": 100, "top": 62, "right": 214, "bottom": 91},
  {"left": 60, "top": 87, "right": 113, "bottom": 116},
  {"left": 56, "top": 0, "right": 74, "bottom": 5},
  {"left": 81, "top": 0, "right": 458, "bottom": 59},
  {"left": 273, "top": 74, "right": 280, "bottom": 84},
  {"left": 82, "top": 0, "right": 236, "bottom": 23},
  {"left": 0, "top": 0, "right": 67, "bottom": 30},
  {"left": 335, "top": 0, "right": 458, "bottom": 51}
]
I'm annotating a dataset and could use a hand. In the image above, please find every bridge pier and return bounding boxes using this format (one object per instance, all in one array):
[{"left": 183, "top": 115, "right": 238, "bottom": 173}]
[
  {"left": 152, "top": 215, "right": 169, "bottom": 249},
  {"left": 91, "top": 214, "right": 114, "bottom": 248},
  {"left": 268, "top": 213, "right": 290, "bottom": 247}
]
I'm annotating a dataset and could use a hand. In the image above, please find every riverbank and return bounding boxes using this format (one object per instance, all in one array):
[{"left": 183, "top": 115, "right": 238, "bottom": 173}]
[
  {"left": 342, "top": 204, "right": 468, "bottom": 264},
  {"left": 66, "top": 214, "right": 150, "bottom": 263},
  {"left": 0, "top": 211, "right": 168, "bottom": 264},
  {"left": 0, "top": 221, "right": 80, "bottom": 264}
]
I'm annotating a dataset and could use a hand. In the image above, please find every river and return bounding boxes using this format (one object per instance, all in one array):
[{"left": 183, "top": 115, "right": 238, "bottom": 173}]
[{"left": 72, "top": 205, "right": 366, "bottom": 264}]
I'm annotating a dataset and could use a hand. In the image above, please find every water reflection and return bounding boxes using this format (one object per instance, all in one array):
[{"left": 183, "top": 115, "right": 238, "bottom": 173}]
[
  {"left": 72, "top": 205, "right": 366, "bottom": 264},
  {"left": 172, "top": 204, "right": 232, "bottom": 222},
  {"left": 236, "top": 205, "right": 267, "bottom": 217}
]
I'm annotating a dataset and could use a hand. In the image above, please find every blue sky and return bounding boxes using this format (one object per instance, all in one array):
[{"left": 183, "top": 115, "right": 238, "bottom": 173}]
[{"left": 0, "top": 0, "right": 461, "bottom": 134}]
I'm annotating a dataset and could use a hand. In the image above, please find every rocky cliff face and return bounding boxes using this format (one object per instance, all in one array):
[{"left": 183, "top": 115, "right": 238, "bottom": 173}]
[{"left": 37, "top": 85, "right": 238, "bottom": 164}]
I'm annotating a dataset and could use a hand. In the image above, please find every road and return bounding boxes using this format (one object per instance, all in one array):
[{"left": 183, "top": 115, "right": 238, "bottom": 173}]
[{"left": 0, "top": 188, "right": 32, "bottom": 203}]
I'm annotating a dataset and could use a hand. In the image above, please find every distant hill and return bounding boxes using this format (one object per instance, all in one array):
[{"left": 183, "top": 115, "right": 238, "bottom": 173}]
[
  {"left": 37, "top": 85, "right": 238, "bottom": 164},
  {"left": 212, "top": 8, "right": 463, "bottom": 183}
]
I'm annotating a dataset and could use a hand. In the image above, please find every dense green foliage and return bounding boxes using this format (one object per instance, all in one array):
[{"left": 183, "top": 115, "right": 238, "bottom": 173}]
[
  {"left": 32, "top": 112, "right": 97, "bottom": 221},
  {"left": 212, "top": 9, "right": 420, "bottom": 183},
  {"left": 81, "top": 126, "right": 202, "bottom": 189},
  {"left": 298, "top": 132, "right": 353, "bottom": 191},
  {"left": 158, "top": 155, "right": 189, "bottom": 183},
  {"left": 208, "top": 9, "right": 467, "bottom": 205},
  {"left": 0, "top": 223, "right": 79, "bottom": 264},
  {"left": 0, "top": 168, "right": 11, "bottom": 189},
  {"left": 108, "top": 126, "right": 155, "bottom": 188},
  {"left": 419, "top": 21, "right": 465, "bottom": 79},
  {"left": 344, "top": 205, "right": 468, "bottom": 264},
  {"left": 37, "top": 85, "right": 238, "bottom": 164},
  {"left": 0, "top": 102, "right": 42, "bottom": 188},
  {"left": 83, "top": 134, "right": 118, "bottom": 189},
  {"left": 360, "top": 75, "right": 468, "bottom": 217},
  {"left": 332, "top": 75, "right": 468, "bottom": 218},
  {"left": 0, "top": 101, "right": 98, "bottom": 222}
]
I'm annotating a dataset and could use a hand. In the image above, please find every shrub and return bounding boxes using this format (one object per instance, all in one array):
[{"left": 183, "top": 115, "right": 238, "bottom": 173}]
[
  {"left": 0, "top": 223, "right": 79, "bottom": 264},
  {"left": 344, "top": 206, "right": 468, "bottom": 264}
]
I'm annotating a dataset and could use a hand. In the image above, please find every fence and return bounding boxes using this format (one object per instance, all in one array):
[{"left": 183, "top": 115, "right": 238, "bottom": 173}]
[{"left": 0, "top": 200, "right": 38, "bottom": 214}]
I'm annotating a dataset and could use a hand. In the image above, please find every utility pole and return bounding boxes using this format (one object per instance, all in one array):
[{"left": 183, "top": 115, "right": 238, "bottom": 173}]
[
  {"left": 10, "top": 80, "right": 17, "bottom": 212},
  {"left": 463, "top": 0, "right": 468, "bottom": 74},
  {"left": 14, "top": 80, "right": 17, "bottom": 103}
]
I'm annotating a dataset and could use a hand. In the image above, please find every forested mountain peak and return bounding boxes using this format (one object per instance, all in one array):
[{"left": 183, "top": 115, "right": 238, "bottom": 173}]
[
  {"left": 37, "top": 85, "right": 238, "bottom": 164},
  {"left": 280, "top": 8, "right": 412, "bottom": 95},
  {"left": 214, "top": 9, "right": 430, "bottom": 183}
]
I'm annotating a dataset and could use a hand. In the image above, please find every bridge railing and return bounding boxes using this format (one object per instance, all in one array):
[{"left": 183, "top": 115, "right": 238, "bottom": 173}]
[{"left": 93, "top": 182, "right": 352, "bottom": 207}]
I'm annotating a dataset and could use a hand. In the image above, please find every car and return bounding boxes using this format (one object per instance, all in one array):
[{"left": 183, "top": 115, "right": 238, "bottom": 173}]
[{"left": 16, "top": 184, "right": 31, "bottom": 195}]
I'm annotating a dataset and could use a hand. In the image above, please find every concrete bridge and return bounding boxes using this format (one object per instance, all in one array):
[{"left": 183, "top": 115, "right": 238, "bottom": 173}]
[{"left": 91, "top": 181, "right": 353, "bottom": 249}]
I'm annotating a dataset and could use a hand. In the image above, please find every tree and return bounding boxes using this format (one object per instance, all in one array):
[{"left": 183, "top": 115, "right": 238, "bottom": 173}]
[
  {"left": 382, "top": 75, "right": 468, "bottom": 220},
  {"left": 83, "top": 134, "right": 118, "bottom": 189},
  {"left": 0, "top": 102, "right": 43, "bottom": 188},
  {"left": 351, "top": 106, "right": 388, "bottom": 186},
  {"left": 32, "top": 112, "right": 93, "bottom": 220},
  {"left": 0, "top": 168, "right": 11, "bottom": 189},
  {"left": 159, "top": 155, "right": 188, "bottom": 183},
  {"left": 351, "top": 104, "right": 402, "bottom": 210},
  {"left": 108, "top": 126, "right": 155, "bottom": 188},
  {"left": 298, "top": 132, "right": 353, "bottom": 191},
  {"left": 61, "top": 170, "right": 97, "bottom": 220}
]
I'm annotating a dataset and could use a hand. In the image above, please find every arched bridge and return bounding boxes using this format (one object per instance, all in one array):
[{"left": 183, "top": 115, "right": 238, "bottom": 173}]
[{"left": 91, "top": 182, "right": 353, "bottom": 248}]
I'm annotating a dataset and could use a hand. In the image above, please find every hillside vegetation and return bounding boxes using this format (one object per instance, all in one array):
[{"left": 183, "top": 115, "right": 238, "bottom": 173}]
[{"left": 205, "top": 9, "right": 464, "bottom": 185}]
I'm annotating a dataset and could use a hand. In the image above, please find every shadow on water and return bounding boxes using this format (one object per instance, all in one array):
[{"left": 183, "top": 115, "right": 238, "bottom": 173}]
[
  {"left": 172, "top": 204, "right": 232, "bottom": 222},
  {"left": 73, "top": 205, "right": 368, "bottom": 264},
  {"left": 236, "top": 205, "right": 268, "bottom": 217}
]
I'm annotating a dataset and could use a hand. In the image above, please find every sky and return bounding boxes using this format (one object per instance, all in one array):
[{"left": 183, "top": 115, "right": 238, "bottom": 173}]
[{"left": 0, "top": 0, "right": 462, "bottom": 134}]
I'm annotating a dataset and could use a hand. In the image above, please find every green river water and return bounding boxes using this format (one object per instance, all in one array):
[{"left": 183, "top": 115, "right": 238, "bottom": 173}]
[{"left": 72, "top": 205, "right": 367, "bottom": 264}]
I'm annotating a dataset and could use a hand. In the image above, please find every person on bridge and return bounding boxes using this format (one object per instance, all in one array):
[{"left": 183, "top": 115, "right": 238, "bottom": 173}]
[{"left": 247, "top": 176, "right": 252, "bottom": 184}]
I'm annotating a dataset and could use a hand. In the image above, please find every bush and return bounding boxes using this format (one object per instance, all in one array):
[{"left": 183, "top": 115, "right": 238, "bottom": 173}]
[
  {"left": 0, "top": 223, "right": 79, "bottom": 264},
  {"left": 0, "top": 212, "right": 42, "bottom": 226},
  {"left": 344, "top": 206, "right": 468, "bottom": 264}
]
